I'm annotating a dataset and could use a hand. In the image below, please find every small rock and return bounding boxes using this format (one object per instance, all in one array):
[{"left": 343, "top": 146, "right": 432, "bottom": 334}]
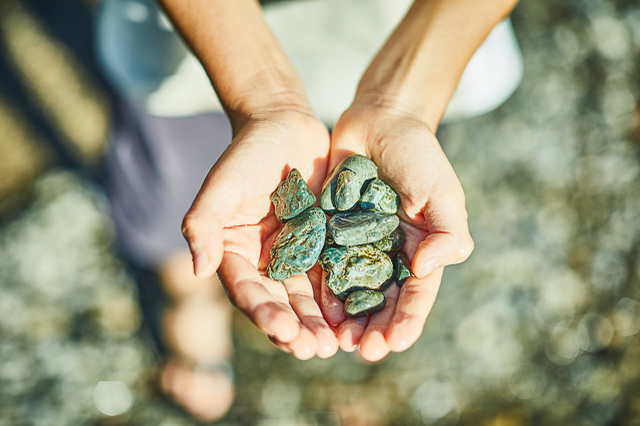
[
  {"left": 320, "top": 155, "right": 378, "bottom": 212},
  {"left": 335, "top": 170, "right": 361, "bottom": 211},
  {"left": 270, "top": 169, "right": 316, "bottom": 222},
  {"left": 267, "top": 207, "right": 326, "bottom": 281},
  {"left": 328, "top": 211, "right": 399, "bottom": 246},
  {"left": 344, "top": 290, "right": 387, "bottom": 318},
  {"left": 319, "top": 244, "right": 393, "bottom": 300},
  {"left": 360, "top": 178, "right": 398, "bottom": 214},
  {"left": 394, "top": 252, "right": 414, "bottom": 287},
  {"left": 373, "top": 226, "right": 405, "bottom": 253}
]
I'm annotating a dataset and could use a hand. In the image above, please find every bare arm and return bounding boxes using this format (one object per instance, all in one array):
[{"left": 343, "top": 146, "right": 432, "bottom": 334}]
[
  {"left": 158, "top": 0, "right": 311, "bottom": 127},
  {"left": 356, "top": 0, "right": 519, "bottom": 130},
  {"left": 159, "top": 0, "right": 336, "bottom": 359},
  {"left": 326, "top": 0, "right": 520, "bottom": 361}
]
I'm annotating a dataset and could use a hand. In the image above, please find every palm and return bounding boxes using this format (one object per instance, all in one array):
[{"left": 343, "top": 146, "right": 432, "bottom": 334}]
[
  {"left": 323, "top": 107, "right": 473, "bottom": 361},
  {"left": 184, "top": 112, "right": 338, "bottom": 359}
]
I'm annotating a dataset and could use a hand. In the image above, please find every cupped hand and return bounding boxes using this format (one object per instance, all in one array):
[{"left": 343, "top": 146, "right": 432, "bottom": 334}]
[
  {"left": 182, "top": 108, "right": 338, "bottom": 360},
  {"left": 321, "top": 103, "right": 474, "bottom": 361}
]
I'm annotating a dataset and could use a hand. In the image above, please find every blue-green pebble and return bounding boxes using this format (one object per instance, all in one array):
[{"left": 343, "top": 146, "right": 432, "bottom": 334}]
[
  {"left": 270, "top": 168, "right": 316, "bottom": 222},
  {"left": 373, "top": 226, "right": 405, "bottom": 252},
  {"left": 328, "top": 211, "right": 399, "bottom": 246},
  {"left": 394, "top": 252, "right": 414, "bottom": 287},
  {"left": 319, "top": 244, "right": 393, "bottom": 300},
  {"left": 267, "top": 207, "right": 326, "bottom": 281},
  {"left": 344, "top": 290, "right": 386, "bottom": 317},
  {"left": 320, "top": 155, "right": 378, "bottom": 212},
  {"left": 360, "top": 178, "right": 399, "bottom": 214}
]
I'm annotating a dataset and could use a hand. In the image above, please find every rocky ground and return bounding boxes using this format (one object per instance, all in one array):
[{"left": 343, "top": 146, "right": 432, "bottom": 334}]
[{"left": 1, "top": 0, "right": 639, "bottom": 425}]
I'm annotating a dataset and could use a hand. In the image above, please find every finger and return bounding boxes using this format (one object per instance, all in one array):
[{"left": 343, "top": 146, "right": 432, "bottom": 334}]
[
  {"left": 270, "top": 328, "right": 318, "bottom": 361},
  {"left": 306, "top": 264, "right": 324, "bottom": 304},
  {"left": 411, "top": 188, "right": 473, "bottom": 277},
  {"left": 411, "top": 230, "right": 474, "bottom": 277},
  {"left": 182, "top": 153, "right": 246, "bottom": 278},
  {"left": 182, "top": 214, "right": 226, "bottom": 279},
  {"left": 385, "top": 268, "right": 444, "bottom": 352},
  {"left": 358, "top": 284, "right": 400, "bottom": 362},
  {"left": 283, "top": 274, "right": 339, "bottom": 359},
  {"left": 218, "top": 252, "right": 301, "bottom": 344},
  {"left": 320, "top": 271, "right": 347, "bottom": 327},
  {"left": 336, "top": 317, "right": 367, "bottom": 352}
]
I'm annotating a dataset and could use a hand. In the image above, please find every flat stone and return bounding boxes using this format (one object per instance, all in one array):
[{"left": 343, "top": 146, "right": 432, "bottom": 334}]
[
  {"left": 320, "top": 155, "right": 378, "bottom": 212},
  {"left": 319, "top": 244, "right": 393, "bottom": 300},
  {"left": 394, "top": 252, "right": 414, "bottom": 287},
  {"left": 335, "top": 170, "right": 361, "bottom": 211},
  {"left": 373, "top": 226, "right": 405, "bottom": 253},
  {"left": 328, "top": 211, "right": 399, "bottom": 246},
  {"left": 270, "top": 168, "right": 316, "bottom": 222},
  {"left": 360, "top": 178, "right": 398, "bottom": 214},
  {"left": 344, "top": 290, "right": 386, "bottom": 318},
  {"left": 267, "top": 207, "right": 326, "bottom": 281}
]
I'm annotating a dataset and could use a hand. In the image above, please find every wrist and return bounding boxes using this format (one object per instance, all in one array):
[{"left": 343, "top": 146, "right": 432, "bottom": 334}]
[
  {"left": 223, "top": 74, "right": 314, "bottom": 132},
  {"left": 350, "top": 89, "right": 438, "bottom": 131}
]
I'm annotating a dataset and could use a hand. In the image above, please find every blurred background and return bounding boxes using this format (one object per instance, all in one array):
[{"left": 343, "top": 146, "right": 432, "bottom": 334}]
[{"left": 1, "top": 0, "right": 639, "bottom": 424}]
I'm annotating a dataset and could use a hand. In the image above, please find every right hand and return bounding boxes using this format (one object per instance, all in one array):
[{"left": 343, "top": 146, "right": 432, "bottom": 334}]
[
  {"left": 320, "top": 102, "right": 474, "bottom": 361},
  {"left": 181, "top": 107, "right": 338, "bottom": 360}
]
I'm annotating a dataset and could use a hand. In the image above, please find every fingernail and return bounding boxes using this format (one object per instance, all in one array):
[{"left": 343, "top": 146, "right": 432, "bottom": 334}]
[
  {"left": 418, "top": 259, "right": 437, "bottom": 277},
  {"left": 193, "top": 250, "right": 211, "bottom": 277}
]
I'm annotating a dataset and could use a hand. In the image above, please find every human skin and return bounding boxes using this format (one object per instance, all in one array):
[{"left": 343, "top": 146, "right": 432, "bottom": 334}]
[
  {"left": 159, "top": 0, "right": 338, "bottom": 359},
  {"left": 161, "top": 0, "right": 519, "bottom": 360},
  {"left": 323, "top": 0, "right": 519, "bottom": 361}
]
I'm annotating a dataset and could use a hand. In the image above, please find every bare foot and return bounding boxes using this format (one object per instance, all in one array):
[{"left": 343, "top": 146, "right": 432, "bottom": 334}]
[{"left": 157, "top": 251, "right": 234, "bottom": 421}]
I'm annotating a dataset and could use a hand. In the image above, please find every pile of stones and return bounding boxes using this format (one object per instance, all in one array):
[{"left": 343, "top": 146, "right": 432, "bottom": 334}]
[{"left": 267, "top": 155, "right": 413, "bottom": 317}]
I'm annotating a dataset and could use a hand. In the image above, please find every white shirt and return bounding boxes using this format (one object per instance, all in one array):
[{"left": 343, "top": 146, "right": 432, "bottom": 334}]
[{"left": 97, "top": 0, "right": 523, "bottom": 125}]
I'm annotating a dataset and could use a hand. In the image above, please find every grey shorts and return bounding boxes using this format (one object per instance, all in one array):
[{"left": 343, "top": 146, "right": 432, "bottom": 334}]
[{"left": 103, "top": 100, "right": 232, "bottom": 268}]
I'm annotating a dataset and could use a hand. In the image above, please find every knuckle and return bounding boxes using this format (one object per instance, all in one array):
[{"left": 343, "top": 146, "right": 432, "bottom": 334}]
[
  {"left": 457, "top": 233, "right": 475, "bottom": 261},
  {"left": 181, "top": 212, "right": 200, "bottom": 240}
]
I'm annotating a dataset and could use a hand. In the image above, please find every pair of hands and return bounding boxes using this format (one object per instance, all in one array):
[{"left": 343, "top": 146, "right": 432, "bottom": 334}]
[{"left": 181, "top": 103, "right": 473, "bottom": 362}]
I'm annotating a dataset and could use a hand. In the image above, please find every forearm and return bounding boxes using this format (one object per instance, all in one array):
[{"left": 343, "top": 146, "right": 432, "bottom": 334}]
[
  {"left": 355, "top": 0, "right": 519, "bottom": 130},
  {"left": 158, "top": 0, "right": 309, "bottom": 128}
]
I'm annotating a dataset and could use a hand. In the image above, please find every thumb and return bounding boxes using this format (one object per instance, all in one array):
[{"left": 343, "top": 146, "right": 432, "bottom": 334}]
[
  {"left": 411, "top": 231, "right": 474, "bottom": 277},
  {"left": 181, "top": 160, "right": 243, "bottom": 278},
  {"left": 411, "top": 192, "right": 474, "bottom": 277}
]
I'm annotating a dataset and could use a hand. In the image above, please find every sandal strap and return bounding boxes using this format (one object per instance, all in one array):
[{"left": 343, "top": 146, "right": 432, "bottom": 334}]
[{"left": 171, "top": 357, "right": 235, "bottom": 381}]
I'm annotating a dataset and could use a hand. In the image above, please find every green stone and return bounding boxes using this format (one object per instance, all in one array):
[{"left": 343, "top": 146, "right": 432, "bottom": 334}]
[
  {"left": 319, "top": 244, "right": 393, "bottom": 300},
  {"left": 267, "top": 207, "right": 326, "bottom": 281},
  {"left": 373, "top": 226, "right": 405, "bottom": 253},
  {"left": 360, "top": 178, "right": 398, "bottom": 214},
  {"left": 320, "top": 155, "right": 378, "bottom": 213},
  {"left": 335, "top": 170, "right": 360, "bottom": 211},
  {"left": 344, "top": 290, "right": 386, "bottom": 318},
  {"left": 394, "top": 252, "right": 414, "bottom": 287},
  {"left": 328, "top": 211, "right": 399, "bottom": 246},
  {"left": 270, "top": 168, "right": 316, "bottom": 222}
]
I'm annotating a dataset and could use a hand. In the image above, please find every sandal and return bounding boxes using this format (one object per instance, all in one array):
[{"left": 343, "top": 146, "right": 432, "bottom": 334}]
[{"left": 133, "top": 265, "right": 235, "bottom": 421}]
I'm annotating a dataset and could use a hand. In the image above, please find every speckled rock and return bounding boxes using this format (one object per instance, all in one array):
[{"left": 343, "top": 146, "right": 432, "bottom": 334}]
[
  {"left": 373, "top": 226, "right": 405, "bottom": 253},
  {"left": 335, "top": 170, "right": 361, "bottom": 211},
  {"left": 319, "top": 244, "right": 393, "bottom": 300},
  {"left": 270, "top": 168, "right": 316, "bottom": 222},
  {"left": 394, "top": 252, "right": 414, "bottom": 287},
  {"left": 344, "top": 290, "right": 387, "bottom": 318},
  {"left": 320, "top": 155, "right": 378, "bottom": 212},
  {"left": 360, "top": 178, "right": 399, "bottom": 214},
  {"left": 328, "top": 211, "right": 399, "bottom": 246},
  {"left": 267, "top": 207, "right": 326, "bottom": 281}
]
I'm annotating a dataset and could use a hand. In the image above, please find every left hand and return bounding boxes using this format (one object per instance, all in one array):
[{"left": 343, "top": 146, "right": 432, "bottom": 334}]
[
  {"left": 182, "top": 108, "right": 338, "bottom": 360},
  {"left": 321, "top": 102, "right": 474, "bottom": 361}
]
